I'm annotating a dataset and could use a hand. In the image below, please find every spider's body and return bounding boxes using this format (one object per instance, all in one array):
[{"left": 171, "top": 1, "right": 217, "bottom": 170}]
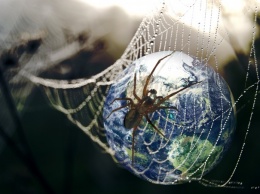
[
  {"left": 123, "top": 90, "right": 163, "bottom": 129},
  {"left": 124, "top": 109, "right": 141, "bottom": 129},
  {"left": 106, "top": 52, "right": 199, "bottom": 164}
]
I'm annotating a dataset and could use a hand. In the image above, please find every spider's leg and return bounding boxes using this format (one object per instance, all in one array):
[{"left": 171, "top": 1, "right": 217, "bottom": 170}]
[
  {"left": 156, "top": 96, "right": 163, "bottom": 100},
  {"left": 157, "top": 81, "right": 201, "bottom": 106},
  {"left": 153, "top": 96, "right": 163, "bottom": 104},
  {"left": 109, "top": 98, "right": 134, "bottom": 106},
  {"left": 145, "top": 115, "right": 167, "bottom": 139},
  {"left": 133, "top": 73, "right": 141, "bottom": 101},
  {"left": 157, "top": 106, "right": 178, "bottom": 111},
  {"left": 131, "top": 126, "right": 138, "bottom": 165},
  {"left": 106, "top": 104, "right": 129, "bottom": 119},
  {"left": 142, "top": 52, "right": 174, "bottom": 97}
]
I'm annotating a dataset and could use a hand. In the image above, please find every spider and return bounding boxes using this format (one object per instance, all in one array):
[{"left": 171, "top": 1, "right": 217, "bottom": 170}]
[{"left": 106, "top": 52, "right": 199, "bottom": 164}]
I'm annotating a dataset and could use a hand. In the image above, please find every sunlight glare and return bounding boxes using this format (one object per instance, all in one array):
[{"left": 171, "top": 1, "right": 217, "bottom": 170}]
[{"left": 78, "top": 0, "right": 158, "bottom": 16}]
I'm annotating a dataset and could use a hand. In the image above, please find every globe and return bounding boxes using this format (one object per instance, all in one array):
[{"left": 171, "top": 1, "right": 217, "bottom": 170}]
[{"left": 103, "top": 51, "right": 236, "bottom": 184}]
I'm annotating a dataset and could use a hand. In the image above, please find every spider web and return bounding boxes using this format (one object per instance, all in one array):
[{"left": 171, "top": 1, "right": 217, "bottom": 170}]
[{"left": 5, "top": 0, "right": 260, "bottom": 189}]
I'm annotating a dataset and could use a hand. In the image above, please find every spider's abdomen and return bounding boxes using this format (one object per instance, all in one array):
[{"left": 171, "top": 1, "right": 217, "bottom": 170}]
[{"left": 124, "top": 109, "right": 142, "bottom": 129}]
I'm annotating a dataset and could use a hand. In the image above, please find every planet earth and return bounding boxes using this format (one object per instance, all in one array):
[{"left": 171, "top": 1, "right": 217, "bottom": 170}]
[{"left": 103, "top": 51, "right": 236, "bottom": 184}]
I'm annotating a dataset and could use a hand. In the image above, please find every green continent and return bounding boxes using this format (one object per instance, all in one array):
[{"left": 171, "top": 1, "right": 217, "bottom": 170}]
[
  {"left": 168, "top": 135, "right": 223, "bottom": 178},
  {"left": 126, "top": 147, "right": 149, "bottom": 165}
]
